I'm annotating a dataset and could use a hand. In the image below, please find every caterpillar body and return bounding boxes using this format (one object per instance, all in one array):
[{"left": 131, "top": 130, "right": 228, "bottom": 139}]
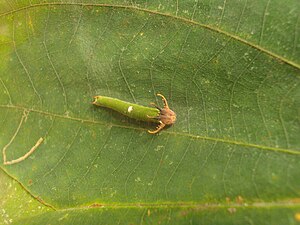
[{"left": 93, "top": 94, "right": 176, "bottom": 134}]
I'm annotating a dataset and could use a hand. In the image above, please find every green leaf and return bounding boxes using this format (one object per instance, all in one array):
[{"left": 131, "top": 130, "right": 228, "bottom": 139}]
[
  {"left": 1, "top": 0, "right": 300, "bottom": 224},
  {"left": 0, "top": 169, "right": 52, "bottom": 223}
]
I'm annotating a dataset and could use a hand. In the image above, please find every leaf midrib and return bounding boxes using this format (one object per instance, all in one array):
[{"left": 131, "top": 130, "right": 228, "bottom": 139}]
[
  {"left": 0, "top": 2, "right": 299, "bottom": 71},
  {"left": 1, "top": 104, "right": 299, "bottom": 155},
  {"left": 53, "top": 201, "right": 300, "bottom": 210}
]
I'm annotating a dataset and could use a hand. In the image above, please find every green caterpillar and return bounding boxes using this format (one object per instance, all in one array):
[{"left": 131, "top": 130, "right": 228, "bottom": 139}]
[{"left": 93, "top": 94, "right": 176, "bottom": 134}]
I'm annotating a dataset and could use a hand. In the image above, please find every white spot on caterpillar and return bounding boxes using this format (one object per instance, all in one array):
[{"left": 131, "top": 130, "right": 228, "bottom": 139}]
[{"left": 128, "top": 106, "right": 133, "bottom": 113}]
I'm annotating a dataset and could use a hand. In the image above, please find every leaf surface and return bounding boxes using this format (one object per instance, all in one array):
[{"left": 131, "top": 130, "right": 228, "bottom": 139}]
[{"left": 0, "top": 0, "right": 300, "bottom": 224}]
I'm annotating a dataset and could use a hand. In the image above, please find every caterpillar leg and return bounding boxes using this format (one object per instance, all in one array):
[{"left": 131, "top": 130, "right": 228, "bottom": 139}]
[
  {"left": 149, "top": 102, "right": 162, "bottom": 111},
  {"left": 157, "top": 93, "right": 169, "bottom": 109},
  {"left": 148, "top": 121, "right": 166, "bottom": 134}
]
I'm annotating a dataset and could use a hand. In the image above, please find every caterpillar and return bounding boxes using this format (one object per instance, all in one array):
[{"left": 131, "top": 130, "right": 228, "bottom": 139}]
[{"left": 92, "top": 93, "right": 176, "bottom": 134}]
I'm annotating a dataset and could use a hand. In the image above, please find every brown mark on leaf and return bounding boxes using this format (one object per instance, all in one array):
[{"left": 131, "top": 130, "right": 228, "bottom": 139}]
[
  {"left": 89, "top": 203, "right": 104, "bottom": 208},
  {"left": 227, "top": 208, "right": 237, "bottom": 214},
  {"left": 236, "top": 195, "right": 244, "bottom": 204},
  {"left": 226, "top": 197, "right": 231, "bottom": 203}
]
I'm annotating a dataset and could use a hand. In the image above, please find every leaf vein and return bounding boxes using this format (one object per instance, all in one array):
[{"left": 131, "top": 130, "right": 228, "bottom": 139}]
[
  {"left": 0, "top": 2, "right": 299, "bottom": 70},
  {"left": 0, "top": 104, "right": 299, "bottom": 155}
]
